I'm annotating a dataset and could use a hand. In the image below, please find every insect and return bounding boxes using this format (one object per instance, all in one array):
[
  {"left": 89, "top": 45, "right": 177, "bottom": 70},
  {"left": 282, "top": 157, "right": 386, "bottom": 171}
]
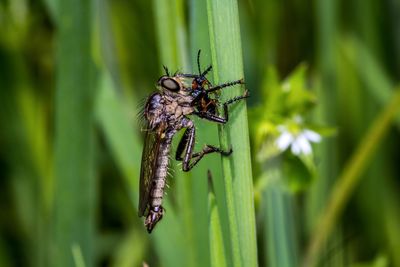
[{"left": 138, "top": 51, "right": 249, "bottom": 233}]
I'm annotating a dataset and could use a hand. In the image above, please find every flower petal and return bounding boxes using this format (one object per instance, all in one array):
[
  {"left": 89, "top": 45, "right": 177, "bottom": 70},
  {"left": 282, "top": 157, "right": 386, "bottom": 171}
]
[
  {"left": 296, "top": 135, "right": 312, "bottom": 155},
  {"left": 276, "top": 132, "right": 293, "bottom": 151},
  {"left": 291, "top": 141, "right": 301, "bottom": 155},
  {"left": 303, "top": 129, "right": 321, "bottom": 143}
]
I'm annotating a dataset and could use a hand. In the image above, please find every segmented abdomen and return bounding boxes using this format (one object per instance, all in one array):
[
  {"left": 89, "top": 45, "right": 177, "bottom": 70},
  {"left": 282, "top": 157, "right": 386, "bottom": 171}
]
[{"left": 150, "top": 137, "right": 172, "bottom": 208}]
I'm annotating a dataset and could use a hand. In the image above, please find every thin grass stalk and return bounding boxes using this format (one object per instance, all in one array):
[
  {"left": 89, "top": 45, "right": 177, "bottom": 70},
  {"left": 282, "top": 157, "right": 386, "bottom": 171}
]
[
  {"left": 110, "top": 228, "right": 148, "bottom": 267},
  {"left": 303, "top": 87, "right": 400, "bottom": 267},
  {"left": 53, "top": 0, "right": 95, "bottom": 266},
  {"left": 382, "top": 184, "right": 400, "bottom": 267},
  {"left": 309, "top": 0, "right": 339, "bottom": 211},
  {"left": 189, "top": 0, "right": 220, "bottom": 265},
  {"left": 43, "top": 0, "right": 59, "bottom": 23},
  {"left": 206, "top": 0, "right": 258, "bottom": 266},
  {"left": 17, "top": 87, "right": 52, "bottom": 267},
  {"left": 340, "top": 36, "right": 400, "bottom": 126},
  {"left": 152, "top": 1, "right": 198, "bottom": 266},
  {"left": 306, "top": 0, "right": 341, "bottom": 265},
  {"left": 208, "top": 173, "right": 227, "bottom": 267},
  {"left": 340, "top": 36, "right": 400, "bottom": 266},
  {"left": 263, "top": 161, "right": 298, "bottom": 267},
  {"left": 96, "top": 72, "right": 141, "bottom": 202}
]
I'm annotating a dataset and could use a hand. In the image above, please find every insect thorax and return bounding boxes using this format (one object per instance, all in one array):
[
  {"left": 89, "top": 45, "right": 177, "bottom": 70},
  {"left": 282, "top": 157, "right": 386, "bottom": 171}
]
[{"left": 145, "top": 91, "right": 194, "bottom": 130}]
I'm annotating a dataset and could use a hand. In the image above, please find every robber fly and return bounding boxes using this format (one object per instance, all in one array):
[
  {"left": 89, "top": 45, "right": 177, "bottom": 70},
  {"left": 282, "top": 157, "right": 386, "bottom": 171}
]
[{"left": 139, "top": 50, "right": 249, "bottom": 233}]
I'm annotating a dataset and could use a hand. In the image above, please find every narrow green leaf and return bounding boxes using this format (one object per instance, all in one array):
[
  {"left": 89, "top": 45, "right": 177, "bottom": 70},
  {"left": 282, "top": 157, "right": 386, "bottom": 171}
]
[
  {"left": 53, "top": 1, "right": 95, "bottom": 266},
  {"left": 207, "top": 0, "right": 258, "bottom": 266},
  {"left": 95, "top": 71, "right": 141, "bottom": 204},
  {"left": 110, "top": 228, "right": 148, "bottom": 267},
  {"left": 262, "top": 163, "right": 298, "bottom": 267},
  {"left": 340, "top": 36, "right": 400, "bottom": 127},
  {"left": 151, "top": 1, "right": 197, "bottom": 267},
  {"left": 189, "top": 0, "right": 218, "bottom": 265},
  {"left": 208, "top": 173, "right": 227, "bottom": 267},
  {"left": 303, "top": 88, "right": 400, "bottom": 267},
  {"left": 42, "top": 0, "right": 59, "bottom": 23}
]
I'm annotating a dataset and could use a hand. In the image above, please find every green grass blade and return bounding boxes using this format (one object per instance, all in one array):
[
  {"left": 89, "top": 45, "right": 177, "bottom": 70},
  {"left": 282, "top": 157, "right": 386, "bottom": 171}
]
[
  {"left": 152, "top": 1, "right": 197, "bottom": 267},
  {"left": 42, "top": 0, "right": 59, "bottom": 23},
  {"left": 189, "top": 0, "right": 217, "bottom": 265},
  {"left": 110, "top": 228, "right": 148, "bottom": 267},
  {"left": 208, "top": 175, "right": 227, "bottom": 267},
  {"left": 206, "top": 0, "right": 258, "bottom": 266},
  {"left": 153, "top": 0, "right": 189, "bottom": 70},
  {"left": 263, "top": 163, "right": 298, "bottom": 267},
  {"left": 306, "top": 0, "right": 342, "bottom": 265},
  {"left": 52, "top": 0, "right": 95, "bottom": 266},
  {"left": 340, "top": 36, "right": 400, "bottom": 126},
  {"left": 303, "top": 87, "right": 400, "bottom": 267},
  {"left": 95, "top": 71, "right": 141, "bottom": 204}
]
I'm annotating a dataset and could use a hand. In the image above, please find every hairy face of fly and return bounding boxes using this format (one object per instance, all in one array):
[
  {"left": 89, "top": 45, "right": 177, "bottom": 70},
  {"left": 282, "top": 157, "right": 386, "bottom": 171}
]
[{"left": 157, "top": 76, "right": 191, "bottom": 96}]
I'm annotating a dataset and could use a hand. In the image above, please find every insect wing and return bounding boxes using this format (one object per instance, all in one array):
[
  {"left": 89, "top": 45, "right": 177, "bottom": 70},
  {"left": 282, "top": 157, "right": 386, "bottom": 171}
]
[{"left": 138, "top": 128, "right": 162, "bottom": 216}]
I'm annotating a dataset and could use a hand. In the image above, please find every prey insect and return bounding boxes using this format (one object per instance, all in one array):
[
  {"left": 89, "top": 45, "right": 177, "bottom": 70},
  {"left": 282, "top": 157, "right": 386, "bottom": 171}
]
[{"left": 139, "top": 50, "right": 249, "bottom": 233}]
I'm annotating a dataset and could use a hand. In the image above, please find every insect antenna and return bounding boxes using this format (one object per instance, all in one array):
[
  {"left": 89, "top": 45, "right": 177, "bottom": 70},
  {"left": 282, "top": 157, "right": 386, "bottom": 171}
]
[
  {"left": 197, "top": 50, "right": 213, "bottom": 77},
  {"left": 201, "top": 65, "right": 212, "bottom": 77}
]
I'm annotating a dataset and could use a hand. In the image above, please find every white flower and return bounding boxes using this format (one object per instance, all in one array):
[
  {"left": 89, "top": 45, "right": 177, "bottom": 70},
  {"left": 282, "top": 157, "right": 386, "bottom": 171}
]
[{"left": 276, "top": 126, "right": 321, "bottom": 155}]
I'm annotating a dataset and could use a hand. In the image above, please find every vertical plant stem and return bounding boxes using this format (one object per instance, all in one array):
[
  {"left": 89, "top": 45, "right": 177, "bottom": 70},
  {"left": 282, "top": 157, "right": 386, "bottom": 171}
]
[
  {"left": 53, "top": 1, "right": 95, "bottom": 266},
  {"left": 208, "top": 174, "right": 227, "bottom": 267},
  {"left": 263, "top": 161, "right": 298, "bottom": 267},
  {"left": 303, "top": 88, "right": 400, "bottom": 267},
  {"left": 153, "top": 0, "right": 188, "bottom": 70},
  {"left": 306, "top": 0, "right": 341, "bottom": 265},
  {"left": 207, "top": 0, "right": 258, "bottom": 266},
  {"left": 95, "top": 72, "right": 141, "bottom": 203},
  {"left": 152, "top": 1, "right": 196, "bottom": 267},
  {"left": 189, "top": 0, "right": 217, "bottom": 265}
]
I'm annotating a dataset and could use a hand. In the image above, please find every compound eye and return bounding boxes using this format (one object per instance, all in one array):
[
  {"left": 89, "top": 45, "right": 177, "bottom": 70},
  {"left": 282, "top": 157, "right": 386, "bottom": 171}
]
[{"left": 160, "top": 77, "right": 180, "bottom": 91}]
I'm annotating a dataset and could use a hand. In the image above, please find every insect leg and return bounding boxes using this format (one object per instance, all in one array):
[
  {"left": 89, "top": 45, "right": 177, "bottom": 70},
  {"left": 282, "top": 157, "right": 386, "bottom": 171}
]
[
  {"left": 220, "top": 89, "right": 250, "bottom": 122},
  {"left": 175, "top": 127, "right": 192, "bottom": 161},
  {"left": 207, "top": 79, "right": 244, "bottom": 93},
  {"left": 193, "top": 111, "right": 227, "bottom": 123},
  {"left": 194, "top": 90, "right": 249, "bottom": 123},
  {"left": 175, "top": 125, "right": 232, "bottom": 171},
  {"left": 183, "top": 145, "right": 232, "bottom": 172}
]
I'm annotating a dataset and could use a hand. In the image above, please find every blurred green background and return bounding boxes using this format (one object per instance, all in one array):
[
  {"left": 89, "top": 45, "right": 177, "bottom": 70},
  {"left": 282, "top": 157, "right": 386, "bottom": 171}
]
[{"left": 1, "top": 0, "right": 400, "bottom": 266}]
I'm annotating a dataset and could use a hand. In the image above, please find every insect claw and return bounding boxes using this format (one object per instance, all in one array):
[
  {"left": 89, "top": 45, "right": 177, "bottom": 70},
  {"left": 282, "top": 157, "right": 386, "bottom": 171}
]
[
  {"left": 223, "top": 147, "right": 233, "bottom": 156},
  {"left": 145, "top": 206, "right": 164, "bottom": 233}
]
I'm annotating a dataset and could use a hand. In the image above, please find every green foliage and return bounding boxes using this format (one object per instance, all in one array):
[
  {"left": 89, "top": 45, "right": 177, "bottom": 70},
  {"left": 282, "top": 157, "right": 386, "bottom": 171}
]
[
  {"left": 207, "top": 0, "right": 258, "bottom": 266},
  {"left": 0, "top": 0, "right": 400, "bottom": 267},
  {"left": 252, "top": 65, "right": 331, "bottom": 192},
  {"left": 53, "top": 1, "right": 95, "bottom": 267}
]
